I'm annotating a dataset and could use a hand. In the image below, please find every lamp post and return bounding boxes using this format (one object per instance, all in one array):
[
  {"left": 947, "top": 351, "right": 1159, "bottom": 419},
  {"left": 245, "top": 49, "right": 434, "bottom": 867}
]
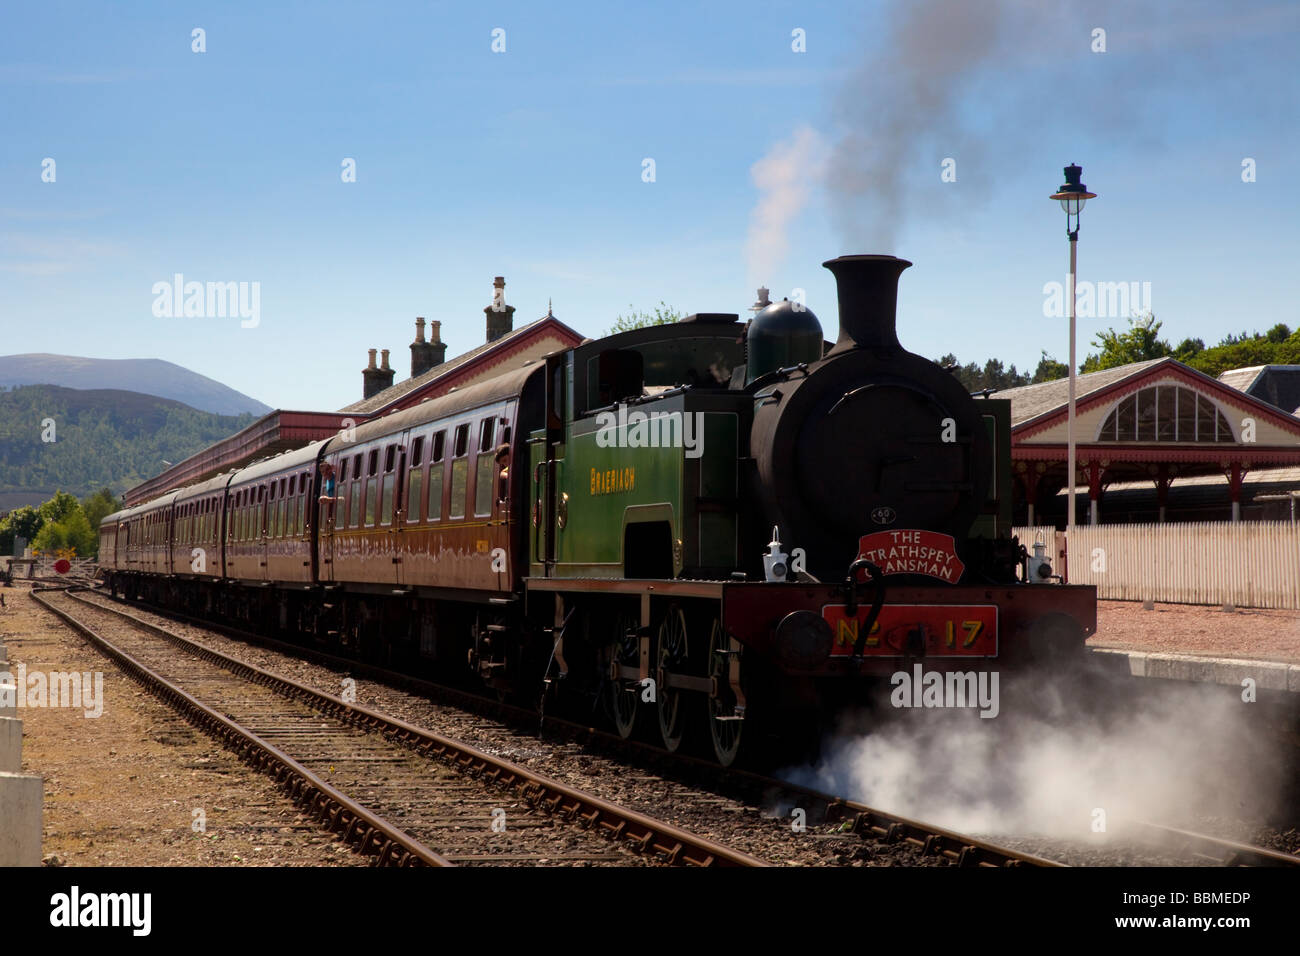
[{"left": 1050, "top": 163, "right": 1097, "bottom": 537}]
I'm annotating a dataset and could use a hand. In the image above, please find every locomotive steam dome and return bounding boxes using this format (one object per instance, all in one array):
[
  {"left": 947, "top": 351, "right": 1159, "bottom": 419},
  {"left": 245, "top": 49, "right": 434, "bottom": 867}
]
[
  {"left": 749, "top": 255, "right": 993, "bottom": 579},
  {"left": 744, "top": 298, "right": 824, "bottom": 385}
]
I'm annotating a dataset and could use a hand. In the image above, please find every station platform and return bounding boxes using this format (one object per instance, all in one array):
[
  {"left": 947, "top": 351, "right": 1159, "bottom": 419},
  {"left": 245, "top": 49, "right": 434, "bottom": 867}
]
[{"left": 1089, "top": 646, "right": 1300, "bottom": 694}]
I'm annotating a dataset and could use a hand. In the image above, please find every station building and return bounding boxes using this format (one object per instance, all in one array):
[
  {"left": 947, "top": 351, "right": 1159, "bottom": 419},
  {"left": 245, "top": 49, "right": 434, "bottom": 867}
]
[
  {"left": 124, "top": 277, "right": 582, "bottom": 506},
  {"left": 1001, "top": 359, "right": 1300, "bottom": 526}
]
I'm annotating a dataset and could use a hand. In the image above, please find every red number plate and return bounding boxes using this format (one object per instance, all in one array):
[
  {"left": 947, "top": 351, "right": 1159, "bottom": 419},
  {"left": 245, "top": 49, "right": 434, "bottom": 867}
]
[{"left": 821, "top": 604, "right": 998, "bottom": 657}]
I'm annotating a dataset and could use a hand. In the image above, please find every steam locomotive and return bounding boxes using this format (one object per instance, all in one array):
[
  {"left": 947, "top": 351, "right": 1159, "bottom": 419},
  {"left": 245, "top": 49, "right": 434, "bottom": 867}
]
[{"left": 98, "top": 255, "right": 1096, "bottom": 766}]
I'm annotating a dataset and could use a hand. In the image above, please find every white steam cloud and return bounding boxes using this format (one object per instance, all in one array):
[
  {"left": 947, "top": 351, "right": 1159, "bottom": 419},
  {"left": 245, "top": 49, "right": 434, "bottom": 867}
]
[
  {"left": 744, "top": 126, "right": 828, "bottom": 289},
  {"left": 784, "top": 675, "right": 1286, "bottom": 841}
]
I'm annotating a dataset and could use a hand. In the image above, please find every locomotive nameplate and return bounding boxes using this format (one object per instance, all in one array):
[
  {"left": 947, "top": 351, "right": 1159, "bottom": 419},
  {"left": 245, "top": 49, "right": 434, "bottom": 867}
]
[
  {"left": 821, "top": 604, "right": 998, "bottom": 657},
  {"left": 856, "top": 530, "right": 965, "bottom": 583}
]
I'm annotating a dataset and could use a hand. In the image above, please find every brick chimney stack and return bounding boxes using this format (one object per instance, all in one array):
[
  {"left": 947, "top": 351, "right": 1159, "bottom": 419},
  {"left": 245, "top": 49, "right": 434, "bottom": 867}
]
[
  {"left": 362, "top": 347, "right": 395, "bottom": 399},
  {"left": 410, "top": 316, "right": 444, "bottom": 379},
  {"left": 485, "top": 275, "right": 516, "bottom": 343},
  {"left": 429, "top": 320, "right": 447, "bottom": 366}
]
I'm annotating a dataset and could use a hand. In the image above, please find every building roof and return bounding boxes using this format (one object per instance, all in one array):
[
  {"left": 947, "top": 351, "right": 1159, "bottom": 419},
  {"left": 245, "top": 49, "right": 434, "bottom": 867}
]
[
  {"left": 993, "top": 358, "right": 1169, "bottom": 426},
  {"left": 1219, "top": 364, "right": 1300, "bottom": 416},
  {"left": 1217, "top": 365, "right": 1266, "bottom": 394},
  {"left": 123, "top": 409, "right": 363, "bottom": 506},
  {"left": 339, "top": 314, "right": 583, "bottom": 415}
]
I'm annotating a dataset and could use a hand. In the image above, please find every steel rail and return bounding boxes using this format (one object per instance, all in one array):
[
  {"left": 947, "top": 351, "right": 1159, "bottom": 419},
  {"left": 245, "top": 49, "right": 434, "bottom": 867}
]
[
  {"left": 70, "top": 588, "right": 1300, "bottom": 869},
  {"left": 1127, "top": 820, "right": 1300, "bottom": 867},
  {"left": 53, "top": 587, "right": 764, "bottom": 868},
  {"left": 32, "top": 587, "right": 448, "bottom": 867},
  {"left": 74, "top": 588, "right": 1061, "bottom": 867}
]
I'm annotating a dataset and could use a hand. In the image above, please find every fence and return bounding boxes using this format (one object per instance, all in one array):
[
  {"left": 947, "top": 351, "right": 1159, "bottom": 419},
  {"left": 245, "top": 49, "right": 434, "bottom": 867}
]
[
  {"left": 5, "top": 556, "right": 98, "bottom": 582},
  {"left": 1012, "top": 522, "right": 1300, "bottom": 609}
]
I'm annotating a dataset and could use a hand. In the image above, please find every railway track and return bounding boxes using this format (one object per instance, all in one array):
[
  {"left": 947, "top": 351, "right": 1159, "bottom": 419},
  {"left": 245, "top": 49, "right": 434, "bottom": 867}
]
[
  {"left": 45, "top": 587, "right": 1058, "bottom": 866},
  {"left": 58, "top": 586, "right": 1300, "bottom": 868},
  {"left": 31, "top": 587, "right": 761, "bottom": 867}
]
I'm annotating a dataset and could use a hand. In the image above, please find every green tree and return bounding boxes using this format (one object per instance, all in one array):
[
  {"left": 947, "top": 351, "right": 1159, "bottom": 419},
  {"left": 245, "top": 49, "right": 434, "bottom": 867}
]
[
  {"left": 1080, "top": 312, "right": 1172, "bottom": 373},
  {"left": 1032, "top": 351, "right": 1068, "bottom": 383},
  {"left": 934, "top": 353, "right": 1032, "bottom": 392},
  {"left": 0, "top": 505, "right": 44, "bottom": 555},
  {"left": 39, "top": 490, "right": 81, "bottom": 525},
  {"left": 1173, "top": 337, "right": 1205, "bottom": 362},
  {"left": 1183, "top": 333, "right": 1300, "bottom": 377},
  {"left": 81, "top": 487, "right": 119, "bottom": 533},
  {"left": 603, "top": 301, "right": 683, "bottom": 336},
  {"left": 33, "top": 508, "right": 96, "bottom": 556}
]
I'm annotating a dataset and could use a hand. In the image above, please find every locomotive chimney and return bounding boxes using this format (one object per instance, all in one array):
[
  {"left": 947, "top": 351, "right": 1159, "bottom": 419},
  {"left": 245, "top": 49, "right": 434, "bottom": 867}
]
[{"left": 822, "top": 255, "right": 912, "bottom": 355}]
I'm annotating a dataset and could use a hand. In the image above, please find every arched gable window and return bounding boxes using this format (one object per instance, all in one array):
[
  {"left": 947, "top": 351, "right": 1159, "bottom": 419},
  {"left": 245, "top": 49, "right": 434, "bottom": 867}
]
[{"left": 1097, "top": 385, "right": 1233, "bottom": 442}]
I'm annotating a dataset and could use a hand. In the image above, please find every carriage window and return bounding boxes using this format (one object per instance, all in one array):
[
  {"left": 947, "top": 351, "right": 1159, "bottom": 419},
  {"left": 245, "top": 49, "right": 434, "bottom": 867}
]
[
  {"left": 428, "top": 430, "right": 445, "bottom": 522},
  {"left": 474, "top": 420, "right": 497, "bottom": 517},
  {"left": 380, "top": 445, "right": 397, "bottom": 526},
  {"left": 340, "top": 459, "right": 349, "bottom": 482},
  {"left": 350, "top": 477, "right": 362, "bottom": 528},
  {"left": 407, "top": 437, "right": 425, "bottom": 524},
  {"left": 454, "top": 424, "right": 469, "bottom": 458},
  {"left": 450, "top": 460, "right": 467, "bottom": 519}
]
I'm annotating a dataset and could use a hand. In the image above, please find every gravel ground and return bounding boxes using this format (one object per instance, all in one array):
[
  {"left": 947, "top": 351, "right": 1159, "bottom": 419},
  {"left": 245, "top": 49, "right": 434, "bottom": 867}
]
[
  {"left": 1092, "top": 600, "right": 1300, "bottom": 662},
  {"left": 39, "top": 589, "right": 658, "bottom": 867},
  {"left": 3, "top": 588, "right": 368, "bottom": 867},
  {"left": 24, "top": 585, "right": 1297, "bottom": 867},
  {"left": 68, "top": 590, "right": 983, "bottom": 866}
]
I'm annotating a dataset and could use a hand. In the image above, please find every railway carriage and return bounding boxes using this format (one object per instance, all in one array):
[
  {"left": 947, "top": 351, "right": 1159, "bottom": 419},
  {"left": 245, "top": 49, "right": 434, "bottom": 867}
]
[
  {"left": 99, "top": 253, "right": 1097, "bottom": 766},
  {"left": 170, "top": 473, "right": 231, "bottom": 583}
]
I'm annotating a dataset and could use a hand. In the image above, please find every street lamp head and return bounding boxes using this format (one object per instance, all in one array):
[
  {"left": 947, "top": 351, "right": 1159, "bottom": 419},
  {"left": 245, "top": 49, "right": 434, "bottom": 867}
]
[{"left": 1050, "top": 163, "right": 1097, "bottom": 216}]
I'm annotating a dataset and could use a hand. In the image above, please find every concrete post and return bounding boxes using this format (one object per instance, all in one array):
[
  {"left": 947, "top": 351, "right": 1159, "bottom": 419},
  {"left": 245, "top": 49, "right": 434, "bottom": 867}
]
[
  {"left": 0, "top": 771, "right": 42, "bottom": 866},
  {"left": 0, "top": 717, "right": 20, "bottom": 773}
]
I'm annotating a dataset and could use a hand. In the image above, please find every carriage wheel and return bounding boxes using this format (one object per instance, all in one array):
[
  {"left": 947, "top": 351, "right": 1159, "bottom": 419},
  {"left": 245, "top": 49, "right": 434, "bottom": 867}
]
[
  {"left": 708, "top": 619, "right": 745, "bottom": 767},
  {"left": 606, "top": 612, "right": 640, "bottom": 739},
  {"left": 656, "top": 605, "right": 692, "bottom": 752}
]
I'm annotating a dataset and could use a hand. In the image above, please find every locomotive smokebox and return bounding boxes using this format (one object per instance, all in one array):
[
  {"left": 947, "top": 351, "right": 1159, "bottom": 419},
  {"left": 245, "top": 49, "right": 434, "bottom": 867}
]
[{"left": 822, "top": 255, "right": 912, "bottom": 355}]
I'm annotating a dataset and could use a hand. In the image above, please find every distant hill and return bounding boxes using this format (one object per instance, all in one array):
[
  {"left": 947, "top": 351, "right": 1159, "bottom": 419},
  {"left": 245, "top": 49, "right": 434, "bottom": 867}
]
[
  {"left": 0, "top": 354, "right": 271, "bottom": 416},
  {"left": 0, "top": 384, "right": 258, "bottom": 501}
]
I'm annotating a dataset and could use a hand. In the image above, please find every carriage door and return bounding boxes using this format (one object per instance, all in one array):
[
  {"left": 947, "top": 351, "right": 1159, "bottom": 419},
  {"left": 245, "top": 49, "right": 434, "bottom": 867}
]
[
  {"left": 318, "top": 457, "right": 338, "bottom": 582},
  {"left": 380, "top": 442, "right": 405, "bottom": 587},
  {"left": 256, "top": 484, "right": 269, "bottom": 580},
  {"left": 540, "top": 353, "right": 567, "bottom": 575},
  {"left": 492, "top": 402, "right": 515, "bottom": 588}
]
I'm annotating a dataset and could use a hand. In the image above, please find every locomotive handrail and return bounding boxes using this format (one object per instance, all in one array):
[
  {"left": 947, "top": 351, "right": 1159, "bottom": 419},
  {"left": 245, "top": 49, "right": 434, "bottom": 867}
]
[
  {"left": 843, "top": 558, "right": 886, "bottom": 664},
  {"left": 746, "top": 362, "right": 810, "bottom": 390}
]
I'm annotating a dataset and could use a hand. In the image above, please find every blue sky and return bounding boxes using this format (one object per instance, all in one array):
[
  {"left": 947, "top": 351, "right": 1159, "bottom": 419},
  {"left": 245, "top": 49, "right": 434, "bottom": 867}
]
[{"left": 2, "top": 0, "right": 1297, "bottom": 412}]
